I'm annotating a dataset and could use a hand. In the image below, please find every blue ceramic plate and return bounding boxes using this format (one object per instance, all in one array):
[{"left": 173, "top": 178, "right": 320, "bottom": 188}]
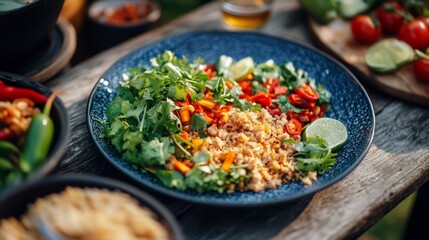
[{"left": 87, "top": 31, "right": 375, "bottom": 206}]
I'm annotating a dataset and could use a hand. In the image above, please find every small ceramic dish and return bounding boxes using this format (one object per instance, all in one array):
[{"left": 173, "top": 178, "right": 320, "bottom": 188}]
[
  {"left": 87, "top": 0, "right": 161, "bottom": 52},
  {"left": 0, "top": 72, "right": 69, "bottom": 192},
  {"left": 0, "top": 0, "right": 64, "bottom": 66},
  {"left": 0, "top": 174, "right": 184, "bottom": 240}
]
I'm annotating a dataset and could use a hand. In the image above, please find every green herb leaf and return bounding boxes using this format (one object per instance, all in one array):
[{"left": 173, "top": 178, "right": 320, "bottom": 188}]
[
  {"left": 190, "top": 114, "right": 208, "bottom": 131},
  {"left": 316, "top": 84, "right": 332, "bottom": 105},
  {"left": 253, "top": 59, "right": 280, "bottom": 83},
  {"left": 191, "top": 151, "right": 211, "bottom": 163},
  {"left": 156, "top": 169, "right": 186, "bottom": 191},
  {"left": 274, "top": 95, "right": 303, "bottom": 113},
  {"left": 141, "top": 138, "right": 174, "bottom": 166},
  {"left": 294, "top": 136, "right": 337, "bottom": 175}
]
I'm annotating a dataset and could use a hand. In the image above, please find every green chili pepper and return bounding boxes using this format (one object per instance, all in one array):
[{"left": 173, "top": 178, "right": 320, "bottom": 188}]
[
  {"left": 0, "top": 141, "right": 19, "bottom": 171},
  {"left": 19, "top": 93, "right": 56, "bottom": 173},
  {"left": 0, "top": 140, "right": 19, "bottom": 157},
  {"left": 0, "top": 157, "right": 14, "bottom": 170}
]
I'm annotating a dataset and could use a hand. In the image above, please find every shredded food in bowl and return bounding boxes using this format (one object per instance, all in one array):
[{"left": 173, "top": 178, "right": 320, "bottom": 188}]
[
  {"left": 0, "top": 187, "right": 170, "bottom": 240},
  {"left": 0, "top": 98, "right": 40, "bottom": 143}
]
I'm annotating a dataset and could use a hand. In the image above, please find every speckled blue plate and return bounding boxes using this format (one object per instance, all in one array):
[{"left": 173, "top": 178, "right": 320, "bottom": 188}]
[{"left": 87, "top": 31, "right": 375, "bottom": 207}]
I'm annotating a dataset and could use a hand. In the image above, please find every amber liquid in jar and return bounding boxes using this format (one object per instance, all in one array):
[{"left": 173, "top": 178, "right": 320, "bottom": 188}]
[{"left": 221, "top": 0, "right": 271, "bottom": 29}]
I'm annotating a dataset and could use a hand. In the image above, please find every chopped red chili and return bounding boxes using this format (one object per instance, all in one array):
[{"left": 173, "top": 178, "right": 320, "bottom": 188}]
[
  {"left": 288, "top": 94, "right": 303, "bottom": 105},
  {"left": 295, "top": 84, "right": 319, "bottom": 101},
  {"left": 285, "top": 118, "right": 302, "bottom": 136}
]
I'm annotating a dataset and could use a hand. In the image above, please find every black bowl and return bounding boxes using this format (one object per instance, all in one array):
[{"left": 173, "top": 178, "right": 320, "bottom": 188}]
[
  {"left": 0, "top": 72, "right": 69, "bottom": 190},
  {"left": 0, "top": 174, "right": 184, "bottom": 240},
  {"left": 0, "top": 0, "right": 64, "bottom": 66},
  {"left": 87, "top": 0, "right": 161, "bottom": 53}
]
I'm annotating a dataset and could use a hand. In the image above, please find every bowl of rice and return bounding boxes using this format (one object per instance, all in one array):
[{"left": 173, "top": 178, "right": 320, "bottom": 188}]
[{"left": 0, "top": 174, "right": 183, "bottom": 240}]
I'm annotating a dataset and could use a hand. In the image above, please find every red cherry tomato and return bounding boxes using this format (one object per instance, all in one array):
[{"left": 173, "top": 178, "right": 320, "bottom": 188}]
[
  {"left": 416, "top": 17, "right": 429, "bottom": 28},
  {"left": 295, "top": 84, "right": 319, "bottom": 101},
  {"left": 376, "top": 2, "right": 405, "bottom": 34},
  {"left": 350, "top": 15, "right": 382, "bottom": 44},
  {"left": 413, "top": 58, "right": 429, "bottom": 83},
  {"left": 397, "top": 19, "right": 429, "bottom": 50},
  {"left": 288, "top": 93, "right": 303, "bottom": 105},
  {"left": 285, "top": 118, "right": 302, "bottom": 136}
]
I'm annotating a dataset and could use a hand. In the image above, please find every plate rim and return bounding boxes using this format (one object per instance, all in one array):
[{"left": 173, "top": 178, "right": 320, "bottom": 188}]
[{"left": 86, "top": 30, "right": 376, "bottom": 207}]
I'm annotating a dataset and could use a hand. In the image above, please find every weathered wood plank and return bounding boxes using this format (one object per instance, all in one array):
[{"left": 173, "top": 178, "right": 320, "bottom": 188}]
[
  {"left": 39, "top": 0, "right": 429, "bottom": 239},
  {"left": 274, "top": 101, "right": 429, "bottom": 240},
  {"left": 179, "top": 197, "right": 313, "bottom": 240}
]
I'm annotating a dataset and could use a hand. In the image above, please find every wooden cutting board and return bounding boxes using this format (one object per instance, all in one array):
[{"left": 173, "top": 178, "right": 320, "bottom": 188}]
[{"left": 309, "top": 18, "right": 429, "bottom": 106}]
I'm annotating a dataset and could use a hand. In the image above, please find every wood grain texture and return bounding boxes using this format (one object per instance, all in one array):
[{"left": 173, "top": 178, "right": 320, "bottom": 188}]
[
  {"left": 43, "top": 0, "right": 429, "bottom": 239},
  {"left": 274, "top": 101, "right": 429, "bottom": 240},
  {"left": 309, "top": 18, "right": 429, "bottom": 107}
]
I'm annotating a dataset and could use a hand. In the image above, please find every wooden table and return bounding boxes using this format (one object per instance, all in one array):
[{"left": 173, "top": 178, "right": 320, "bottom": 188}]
[{"left": 47, "top": 0, "right": 429, "bottom": 239}]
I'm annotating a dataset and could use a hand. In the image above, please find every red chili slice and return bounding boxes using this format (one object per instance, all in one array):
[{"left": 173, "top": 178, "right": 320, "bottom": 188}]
[
  {"left": 266, "top": 106, "right": 282, "bottom": 116},
  {"left": 274, "top": 86, "right": 287, "bottom": 95},
  {"left": 286, "top": 111, "right": 298, "bottom": 120},
  {"left": 204, "top": 65, "right": 216, "bottom": 73},
  {"left": 300, "top": 101, "right": 316, "bottom": 109},
  {"left": 238, "top": 79, "right": 252, "bottom": 95},
  {"left": 285, "top": 118, "right": 302, "bottom": 136},
  {"left": 288, "top": 94, "right": 303, "bottom": 105},
  {"left": 295, "top": 84, "right": 319, "bottom": 101},
  {"left": 263, "top": 78, "right": 281, "bottom": 93},
  {"left": 252, "top": 92, "right": 272, "bottom": 107}
]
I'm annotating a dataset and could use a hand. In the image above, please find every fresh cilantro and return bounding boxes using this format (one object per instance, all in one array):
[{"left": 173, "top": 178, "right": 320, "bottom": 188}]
[
  {"left": 274, "top": 95, "right": 303, "bottom": 113},
  {"left": 184, "top": 166, "right": 205, "bottom": 191},
  {"left": 253, "top": 59, "right": 280, "bottom": 83},
  {"left": 141, "top": 138, "right": 175, "bottom": 166},
  {"left": 106, "top": 97, "right": 123, "bottom": 120},
  {"left": 294, "top": 136, "right": 337, "bottom": 175},
  {"left": 282, "top": 138, "right": 298, "bottom": 144},
  {"left": 191, "top": 151, "right": 210, "bottom": 163},
  {"left": 279, "top": 62, "right": 312, "bottom": 92},
  {"left": 167, "top": 83, "right": 186, "bottom": 101},
  {"left": 229, "top": 86, "right": 262, "bottom": 111},
  {"left": 316, "top": 84, "right": 332, "bottom": 106},
  {"left": 122, "top": 131, "right": 143, "bottom": 151},
  {"left": 180, "top": 164, "right": 251, "bottom": 193},
  {"left": 251, "top": 80, "right": 267, "bottom": 95},
  {"left": 190, "top": 114, "right": 208, "bottom": 131},
  {"left": 144, "top": 100, "right": 181, "bottom": 139},
  {"left": 156, "top": 169, "right": 186, "bottom": 191},
  {"left": 205, "top": 76, "right": 237, "bottom": 105}
]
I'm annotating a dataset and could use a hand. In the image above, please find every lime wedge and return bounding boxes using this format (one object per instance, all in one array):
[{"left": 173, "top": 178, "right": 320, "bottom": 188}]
[
  {"left": 365, "top": 38, "right": 415, "bottom": 73},
  {"left": 230, "top": 57, "right": 254, "bottom": 81},
  {"left": 303, "top": 118, "right": 348, "bottom": 150}
]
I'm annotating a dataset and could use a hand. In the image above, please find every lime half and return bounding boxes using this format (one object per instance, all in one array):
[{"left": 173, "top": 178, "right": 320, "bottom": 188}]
[
  {"left": 303, "top": 118, "right": 348, "bottom": 150},
  {"left": 230, "top": 57, "right": 254, "bottom": 81},
  {"left": 365, "top": 38, "right": 415, "bottom": 73}
]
